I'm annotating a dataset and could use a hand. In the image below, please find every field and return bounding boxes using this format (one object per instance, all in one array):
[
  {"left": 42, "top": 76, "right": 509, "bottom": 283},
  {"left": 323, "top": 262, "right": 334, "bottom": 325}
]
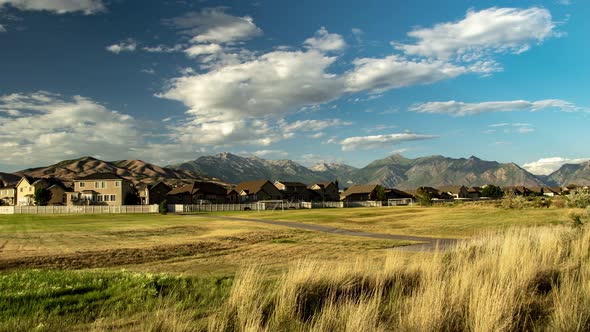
[{"left": 0, "top": 206, "right": 585, "bottom": 331}]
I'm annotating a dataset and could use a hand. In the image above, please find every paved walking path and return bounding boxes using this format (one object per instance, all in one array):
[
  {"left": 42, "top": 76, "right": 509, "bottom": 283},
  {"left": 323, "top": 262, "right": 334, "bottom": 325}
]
[{"left": 188, "top": 214, "right": 459, "bottom": 252}]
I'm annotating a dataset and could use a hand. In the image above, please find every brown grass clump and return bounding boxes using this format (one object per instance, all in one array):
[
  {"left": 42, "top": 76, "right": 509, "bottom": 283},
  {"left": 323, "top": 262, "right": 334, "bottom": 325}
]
[{"left": 210, "top": 225, "right": 590, "bottom": 331}]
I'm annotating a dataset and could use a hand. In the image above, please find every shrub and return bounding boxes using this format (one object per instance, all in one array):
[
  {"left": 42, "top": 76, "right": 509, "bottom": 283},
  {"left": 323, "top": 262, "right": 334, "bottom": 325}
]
[
  {"left": 501, "top": 194, "right": 526, "bottom": 209},
  {"left": 159, "top": 199, "right": 168, "bottom": 214},
  {"left": 481, "top": 185, "right": 503, "bottom": 198},
  {"left": 566, "top": 188, "right": 590, "bottom": 208}
]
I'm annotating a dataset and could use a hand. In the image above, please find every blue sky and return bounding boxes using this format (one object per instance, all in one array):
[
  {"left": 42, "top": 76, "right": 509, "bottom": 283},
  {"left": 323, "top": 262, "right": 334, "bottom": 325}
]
[{"left": 0, "top": 0, "right": 588, "bottom": 174}]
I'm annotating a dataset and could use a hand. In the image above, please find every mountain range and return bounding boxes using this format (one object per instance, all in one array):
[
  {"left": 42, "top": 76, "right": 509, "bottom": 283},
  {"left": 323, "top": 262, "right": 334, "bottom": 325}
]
[
  {"left": 8, "top": 156, "right": 226, "bottom": 187},
  {"left": 170, "top": 153, "right": 551, "bottom": 189},
  {"left": 1, "top": 154, "right": 589, "bottom": 189}
]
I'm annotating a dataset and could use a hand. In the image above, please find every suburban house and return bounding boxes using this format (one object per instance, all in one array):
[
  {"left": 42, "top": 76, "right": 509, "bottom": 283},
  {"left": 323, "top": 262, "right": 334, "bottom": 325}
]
[
  {"left": 385, "top": 188, "right": 414, "bottom": 200},
  {"left": 274, "top": 181, "right": 310, "bottom": 202},
  {"left": 438, "top": 186, "right": 470, "bottom": 199},
  {"left": 467, "top": 187, "right": 482, "bottom": 199},
  {"left": 0, "top": 186, "right": 16, "bottom": 205},
  {"left": 226, "top": 189, "right": 239, "bottom": 203},
  {"left": 166, "top": 182, "right": 228, "bottom": 204},
  {"left": 409, "top": 187, "right": 453, "bottom": 200},
  {"left": 71, "top": 173, "right": 133, "bottom": 206},
  {"left": 341, "top": 184, "right": 384, "bottom": 202},
  {"left": 47, "top": 182, "right": 68, "bottom": 205},
  {"left": 542, "top": 187, "right": 562, "bottom": 197},
  {"left": 308, "top": 181, "right": 340, "bottom": 201},
  {"left": 15, "top": 176, "right": 49, "bottom": 206},
  {"left": 235, "top": 180, "right": 283, "bottom": 202},
  {"left": 138, "top": 182, "right": 171, "bottom": 205},
  {"left": 503, "top": 186, "right": 533, "bottom": 196}
]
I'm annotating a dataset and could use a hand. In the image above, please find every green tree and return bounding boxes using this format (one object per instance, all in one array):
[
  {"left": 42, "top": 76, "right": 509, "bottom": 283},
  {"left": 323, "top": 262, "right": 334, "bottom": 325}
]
[
  {"left": 481, "top": 185, "right": 504, "bottom": 198},
  {"left": 33, "top": 188, "right": 52, "bottom": 206},
  {"left": 124, "top": 192, "right": 140, "bottom": 205},
  {"left": 159, "top": 199, "right": 168, "bottom": 215},
  {"left": 375, "top": 185, "right": 386, "bottom": 201},
  {"left": 415, "top": 188, "right": 433, "bottom": 206}
]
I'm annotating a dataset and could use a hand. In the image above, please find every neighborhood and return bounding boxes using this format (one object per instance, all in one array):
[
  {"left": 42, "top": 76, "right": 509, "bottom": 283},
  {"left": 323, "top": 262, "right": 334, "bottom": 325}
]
[{"left": 0, "top": 171, "right": 587, "bottom": 207}]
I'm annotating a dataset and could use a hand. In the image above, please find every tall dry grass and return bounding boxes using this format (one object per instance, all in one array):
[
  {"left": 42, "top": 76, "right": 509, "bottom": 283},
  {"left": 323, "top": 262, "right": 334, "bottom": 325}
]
[{"left": 210, "top": 225, "right": 590, "bottom": 332}]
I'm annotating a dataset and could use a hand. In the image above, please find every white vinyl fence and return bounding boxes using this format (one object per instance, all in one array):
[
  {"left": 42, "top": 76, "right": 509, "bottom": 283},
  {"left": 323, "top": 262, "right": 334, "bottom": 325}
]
[
  {"left": 169, "top": 201, "right": 310, "bottom": 213},
  {"left": 0, "top": 205, "right": 158, "bottom": 215}
]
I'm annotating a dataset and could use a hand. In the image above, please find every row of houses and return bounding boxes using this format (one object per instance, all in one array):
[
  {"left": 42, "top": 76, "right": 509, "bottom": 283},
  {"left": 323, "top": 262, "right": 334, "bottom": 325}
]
[{"left": 1, "top": 171, "right": 587, "bottom": 207}]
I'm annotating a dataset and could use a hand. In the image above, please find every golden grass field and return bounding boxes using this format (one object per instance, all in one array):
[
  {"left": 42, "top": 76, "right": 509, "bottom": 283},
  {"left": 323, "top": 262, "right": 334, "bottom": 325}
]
[{"left": 0, "top": 206, "right": 586, "bottom": 331}]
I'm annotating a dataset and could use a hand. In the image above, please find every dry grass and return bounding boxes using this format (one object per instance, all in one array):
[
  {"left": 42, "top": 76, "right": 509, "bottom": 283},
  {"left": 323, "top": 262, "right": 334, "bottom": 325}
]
[
  {"left": 216, "top": 206, "right": 567, "bottom": 238},
  {"left": 208, "top": 224, "right": 590, "bottom": 331}
]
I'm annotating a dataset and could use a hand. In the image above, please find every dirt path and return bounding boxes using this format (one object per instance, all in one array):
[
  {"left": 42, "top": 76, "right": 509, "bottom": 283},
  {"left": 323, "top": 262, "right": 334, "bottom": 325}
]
[{"left": 188, "top": 214, "right": 459, "bottom": 252}]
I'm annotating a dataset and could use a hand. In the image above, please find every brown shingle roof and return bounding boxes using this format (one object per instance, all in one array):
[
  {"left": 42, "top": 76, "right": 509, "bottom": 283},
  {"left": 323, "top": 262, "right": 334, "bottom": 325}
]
[
  {"left": 438, "top": 186, "right": 466, "bottom": 194},
  {"left": 342, "top": 184, "right": 379, "bottom": 196},
  {"left": 235, "top": 180, "right": 270, "bottom": 194},
  {"left": 167, "top": 182, "right": 227, "bottom": 196},
  {"left": 275, "top": 181, "right": 307, "bottom": 187}
]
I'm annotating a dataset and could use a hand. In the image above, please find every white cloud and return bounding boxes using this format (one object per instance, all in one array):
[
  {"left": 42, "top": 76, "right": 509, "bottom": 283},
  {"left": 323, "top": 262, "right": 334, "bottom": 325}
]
[
  {"left": 143, "top": 44, "right": 183, "bottom": 53},
  {"left": 0, "top": 0, "right": 105, "bottom": 14},
  {"left": 488, "top": 122, "right": 535, "bottom": 134},
  {"left": 0, "top": 24, "right": 6, "bottom": 32},
  {"left": 304, "top": 27, "right": 346, "bottom": 52},
  {"left": 395, "top": 7, "right": 557, "bottom": 61},
  {"left": 345, "top": 55, "right": 467, "bottom": 93},
  {"left": 169, "top": 119, "right": 280, "bottom": 147},
  {"left": 523, "top": 157, "right": 589, "bottom": 175},
  {"left": 250, "top": 150, "right": 288, "bottom": 158},
  {"left": 184, "top": 43, "right": 223, "bottom": 57},
  {"left": 279, "top": 119, "right": 352, "bottom": 133},
  {"left": 340, "top": 132, "right": 438, "bottom": 151},
  {"left": 0, "top": 91, "right": 139, "bottom": 166},
  {"left": 167, "top": 7, "right": 262, "bottom": 44},
  {"left": 411, "top": 99, "right": 586, "bottom": 116},
  {"left": 106, "top": 39, "right": 137, "bottom": 54},
  {"left": 159, "top": 49, "right": 344, "bottom": 124},
  {"left": 310, "top": 132, "right": 324, "bottom": 139}
]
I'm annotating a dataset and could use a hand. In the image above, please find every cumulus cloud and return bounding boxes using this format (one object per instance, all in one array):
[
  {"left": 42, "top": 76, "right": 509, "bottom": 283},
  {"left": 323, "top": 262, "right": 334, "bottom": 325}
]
[
  {"left": 410, "top": 99, "right": 586, "bottom": 116},
  {"left": 523, "top": 157, "right": 589, "bottom": 175},
  {"left": 250, "top": 150, "right": 288, "bottom": 158},
  {"left": 340, "top": 132, "right": 438, "bottom": 151},
  {"left": 142, "top": 44, "right": 183, "bottom": 53},
  {"left": 166, "top": 7, "right": 262, "bottom": 44},
  {"left": 0, "top": 91, "right": 139, "bottom": 166},
  {"left": 304, "top": 27, "right": 346, "bottom": 52},
  {"left": 279, "top": 119, "right": 352, "bottom": 133},
  {"left": 184, "top": 43, "right": 223, "bottom": 57},
  {"left": 159, "top": 49, "right": 344, "bottom": 123},
  {"left": 0, "top": 0, "right": 105, "bottom": 14},
  {"left": 106, "top": 39, "right": 137, "bottom": 54},
  {"left": 395, "top": 7, "right": 557, "bottom": 61},
  {"left": 345, "top": 55, "right": 467, "bottom": 93}
]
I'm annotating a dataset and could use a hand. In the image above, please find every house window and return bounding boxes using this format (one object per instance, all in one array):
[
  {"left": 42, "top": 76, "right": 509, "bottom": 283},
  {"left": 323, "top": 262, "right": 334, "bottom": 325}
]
[
  {"left": 20, "top": 188, "right": 23, "bottom": 192},
  {"left": 95, "top": 182, "right": 106, "bottom": 189},
  {"left": 97, "top": 195, "right": 103, "bottom": 202},
  {"left": 115, "top": 181, "right": 121, "bottom": 187},
  {"left": 79, "top": 182, "right": 85, "bottom": 188},
  {"left": 110, "top": 195, "right": 116, "bottom": 202}
]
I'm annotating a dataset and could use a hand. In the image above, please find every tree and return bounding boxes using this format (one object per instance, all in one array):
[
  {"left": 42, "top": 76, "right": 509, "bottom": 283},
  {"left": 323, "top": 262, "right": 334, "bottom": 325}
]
[
  {"left": 375, "top": 185, "right": 386, "bottom": 201},
  {"left": 415, "top": 188, "right": 433, "bottom": 206},
  {"left": 34, "top": 188, "right": 52, "bottom": 206},
  {"left": 481, "top": 185, "right": 504, "bottom": 199},
  {"left": 124, "top": 192, "right": 140, "bottom": 205},
  {"left": 159, "top": 199, "right": 168, "bottom": 214}
]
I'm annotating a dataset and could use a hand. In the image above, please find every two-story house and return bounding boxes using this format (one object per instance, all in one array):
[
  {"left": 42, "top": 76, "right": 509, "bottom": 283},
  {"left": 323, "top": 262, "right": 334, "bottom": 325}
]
[
  {"left": 138, "top": 182, "right": 171, "bottom": 205},
  {"left": 166, "top": 182, "right": 228, "bottom": 204},
  {"left": 308, "top": 181, "right": 340, "bottom": 201},
  {"left": 15, "top": 176, "right": 48, "bottom": 206},
  {"left": 235, "top": 180, "right": 283, "bottom": 202},
  {"left": 274, "top": 181, "right": 310, "bottom": 202},
  {"left": 71, "top": 173, "right": 133, "bottom": 206},
  {"left": 0, "top": 186, "right": 16, "bottom": 205}
]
